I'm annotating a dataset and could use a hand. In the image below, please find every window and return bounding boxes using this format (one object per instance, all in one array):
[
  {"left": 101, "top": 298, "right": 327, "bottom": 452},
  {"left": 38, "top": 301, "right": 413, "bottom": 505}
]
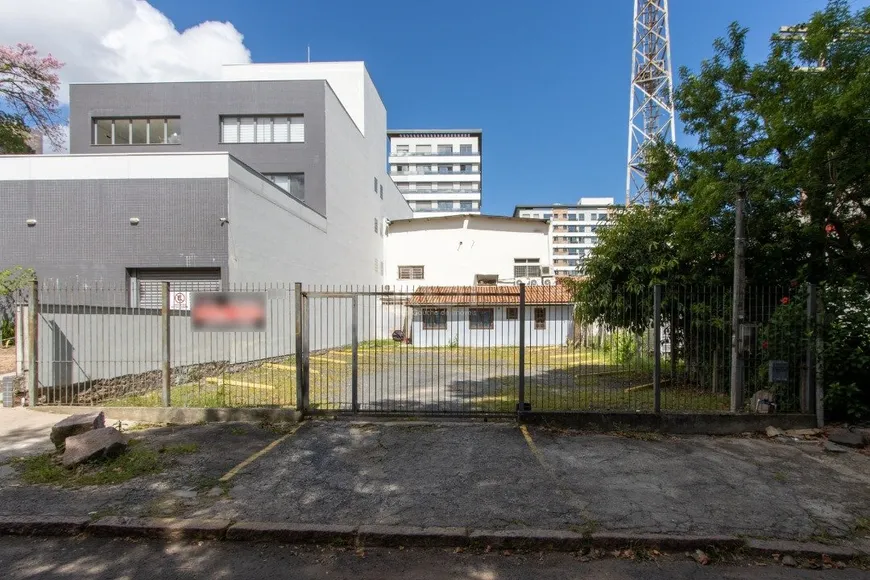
[
  {"left": 93, "top": 117, "right": 181, "bottom": 145},
  {"left": 438, "top": 165, "right": 453, "bottom": 174},
  {"left": 598, "top": 213, "right": 608, "bottom": 221},
  {"left": 578, "top": 225, "right": 586, "bottom": 233},
  {"left": 265, "top": 173, "right": 305, "bottom": 200},
  {"left": 437, "top": 144, "right": 453, "bottom": 155},
  {"left": 514, "top": 258, "right": 541, "bottom": 278},
  {"left": 380, "top": 184, "right": 383, "bottom": 199},
  {"left": 577, "top": 213, "right": 586, "bottom": 221},
  {"left": 416, "top": 164, "right": 432, "bottom": 174},
  {"left": 543, "top": 213, "right": 552, "bottom": 220},
  {"left": 506, "top": 308, "right": 519, "bottom": 321},
  {"left": 396, "top": 144, "right": 409, "bottom": 155},
  {"left": 460, "top": 144, "right": 472, "bottom": 154},
  {"left": 460, "top": 164, "right": 472, "bottom": 173},
  {"left": 591, "top": 225, "right": 599, "bottom": 232},
  {"left": 568, "top": 213, "right": 578, "bottom": 221},
  {"left": 437, "top": 201, "right": 453, "bottom": 210},
  {"left": 129, "top": 268, "right": 220, "bottom": 308},
  {"left": 475, "top": 275, "right": 498, "bottom": 286},
  {"left": 423, "top": 308, "right": 447, "bottom": 330},
  {"left": 460, "top": 201, "right": 472, "bottom": 211},
  {"left": 417, "top": 182, "right": 432, "bottom": 191},
  {"left": 438, "top": 182, "right": 455, "bottom": 191},
  {"left": 220, "top": 116, "right": 304, "bottom": 143},
  {"left": 374, "top": 218, "right": 379, "bottom": 234},
  {"left": 469, "top": 308, "right": 494, "bottom": 330},
  {"left": 375, "top": 259, "right": 379, "bottom": 273},
  {"left": 374, "top": 177, "right": 378, "bottom": 192},
  {"left": 398, "top": 266, "right": 424, "bottom": 280},
  {"left": 415, "top": 144, "right": 431, "bottom": 154},
  {"left": 534, "top": 308, "right": 546, "bottom": 330},
  {"left": 394, "top": 165, "right": 407, "bottom": 173}
]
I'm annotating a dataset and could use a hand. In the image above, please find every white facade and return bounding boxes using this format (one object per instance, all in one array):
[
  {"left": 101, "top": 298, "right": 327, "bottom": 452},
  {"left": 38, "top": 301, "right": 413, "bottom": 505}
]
[
  {"left": 388, "top": 130, "right": 482, "bottom": 217},
  {"left": 514, "top": 197, "right": 615, "bottom": 277},
  {"left": 384, "top": 215, "right": 552, "bottom": 289},
  {"left": 410, "top": 305, "right": 573, "bottom": 347}
]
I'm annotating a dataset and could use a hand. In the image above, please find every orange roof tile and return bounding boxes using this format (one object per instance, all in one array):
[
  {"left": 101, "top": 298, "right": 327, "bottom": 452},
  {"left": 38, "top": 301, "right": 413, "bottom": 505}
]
[{"left": 409, "top": 285, "right": 573, "bottom": 306}]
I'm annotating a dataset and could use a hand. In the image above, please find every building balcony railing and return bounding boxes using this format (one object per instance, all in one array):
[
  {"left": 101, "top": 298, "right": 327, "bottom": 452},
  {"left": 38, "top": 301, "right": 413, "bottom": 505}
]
[
  {"left": 390, "top": 151, "right": 480, "bottom": 157},
  {"left": 413, "top": 206, "right": 479, "bottom": 213},
  {"left": 391, "top": 169, "right": 481, "bottom": 176},
  {"left": 399, "top": 189, "right": 481, "bottom": 194}
]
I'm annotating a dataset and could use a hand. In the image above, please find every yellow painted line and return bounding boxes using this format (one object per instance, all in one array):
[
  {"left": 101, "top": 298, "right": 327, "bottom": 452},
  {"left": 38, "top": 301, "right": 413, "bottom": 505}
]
[
  {"left": 219, "top": 423, "right": 304, "bottom": 482},
  {"left": 520, "top": 424, "right": 551, "bottom": 473},
  {"left": 263, "top": 363, "right": 320, "bottom": 375},
  {"left": 205, "top": 377, "right": 274, "bottom": 390},
  {"left": 311, "top": 356, "right": 349, "bottom": 365}
]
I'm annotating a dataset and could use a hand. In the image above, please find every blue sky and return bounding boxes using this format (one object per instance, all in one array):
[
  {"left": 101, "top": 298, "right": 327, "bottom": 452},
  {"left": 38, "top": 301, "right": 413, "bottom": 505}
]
[{"left": 150, "top": 0, "right": 868, "bottom": 215}]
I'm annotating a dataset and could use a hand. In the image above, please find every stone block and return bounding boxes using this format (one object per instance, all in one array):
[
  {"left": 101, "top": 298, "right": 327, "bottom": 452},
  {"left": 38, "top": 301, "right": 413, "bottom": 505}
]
[
  {"left": 62, "top": 427, "right": 126, "bottom": 468},
  {"left": 50, "top": 411, "right": 105, "bottom": 450},
  {"left": 828, "top": 428, "right": 865, "bottom": 448}
]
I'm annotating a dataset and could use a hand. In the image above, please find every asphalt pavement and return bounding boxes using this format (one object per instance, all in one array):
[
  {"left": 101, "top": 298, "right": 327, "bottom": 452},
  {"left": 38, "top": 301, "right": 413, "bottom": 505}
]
[{"left": 1, "top": 536, "right": 867, "bottom": 580}]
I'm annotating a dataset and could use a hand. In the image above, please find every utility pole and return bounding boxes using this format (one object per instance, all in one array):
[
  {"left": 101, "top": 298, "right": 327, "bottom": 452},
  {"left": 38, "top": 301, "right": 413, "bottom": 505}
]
[
  {"left": 730, "top": 189, "right": 746, "bottom": 412},
  {"left": 627, "top": 0, "right": 677, "bottom": 206}
]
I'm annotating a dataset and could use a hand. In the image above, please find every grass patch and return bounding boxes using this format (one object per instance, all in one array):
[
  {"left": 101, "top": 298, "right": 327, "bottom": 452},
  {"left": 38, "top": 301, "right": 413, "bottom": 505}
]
[
  {"left": 13, "top": 439, "right": 161, "bottom": 487},
  {"left": 855, "top": 517, "right": 870, "bottom": 535},
  {"left": 773, "top": 471, "right": 787, "bottom": 483},
  {"left": 160, "top": 442, "right": 199, "bottom": 455}
]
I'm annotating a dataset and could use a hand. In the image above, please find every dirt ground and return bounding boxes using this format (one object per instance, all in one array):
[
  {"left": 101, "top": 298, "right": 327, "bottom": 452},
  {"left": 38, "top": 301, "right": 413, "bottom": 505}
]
[{"left": 0, "top": 347, "right": 16, "bottom": 375}]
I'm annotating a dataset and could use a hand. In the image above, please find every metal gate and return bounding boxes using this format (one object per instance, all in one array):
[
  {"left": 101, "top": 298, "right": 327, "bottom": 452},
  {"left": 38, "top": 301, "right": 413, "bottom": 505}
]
[{"left": 295, "top": 285, "right": 531, "bottom": 415}]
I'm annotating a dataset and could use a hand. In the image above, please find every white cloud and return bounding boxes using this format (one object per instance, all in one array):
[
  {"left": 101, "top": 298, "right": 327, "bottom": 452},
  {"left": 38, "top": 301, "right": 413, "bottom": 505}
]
[{"left": 1, "top": 0, "right": 252, "bottom": 152}]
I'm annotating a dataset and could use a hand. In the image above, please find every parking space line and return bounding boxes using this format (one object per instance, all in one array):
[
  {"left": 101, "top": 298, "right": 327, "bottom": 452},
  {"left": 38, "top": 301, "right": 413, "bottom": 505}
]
[
  {"left": 219, "top": 423, "right": 304, "bottom": 483},
  {"left": 520, "top": 424, "right": 551, "bottom": 473}
]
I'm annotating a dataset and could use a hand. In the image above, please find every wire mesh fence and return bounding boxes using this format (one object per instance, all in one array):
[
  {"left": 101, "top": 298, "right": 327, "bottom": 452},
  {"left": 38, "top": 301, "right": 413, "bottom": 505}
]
[{"left": 17, "top": 281, "right": 817, "bottom": 415}]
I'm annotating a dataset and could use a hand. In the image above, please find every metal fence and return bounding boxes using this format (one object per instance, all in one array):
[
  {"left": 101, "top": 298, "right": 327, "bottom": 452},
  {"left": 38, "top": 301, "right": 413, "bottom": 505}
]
[{"left": 16, "top": 281, "right": 818, "bottom": 416}]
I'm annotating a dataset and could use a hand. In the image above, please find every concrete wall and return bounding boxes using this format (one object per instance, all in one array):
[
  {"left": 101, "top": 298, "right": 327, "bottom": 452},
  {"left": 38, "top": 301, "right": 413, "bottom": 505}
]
[
  {"left": 0, "top": 156, "right": 230, "bottom": 290},
  {"left": 69, "top": 80, "right": 329, "bottom": 215},
  {"left": 410, "top": 305, "right": 573, "bottom": 348},
  {"left": 384, "top": 217, "right": 551, "bottom": 289}
]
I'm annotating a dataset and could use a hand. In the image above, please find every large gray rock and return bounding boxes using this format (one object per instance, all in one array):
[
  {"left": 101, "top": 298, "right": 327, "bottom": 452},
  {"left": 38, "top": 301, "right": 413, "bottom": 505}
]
[
  {"left": 828, "top": 428, "right": 865, "bottom": 449},
  {"left": 62, "top": 427, "right": 127, "bottom": 468},
  {"left": 50, "top": 412, "right": 105, "bottom": 450}
]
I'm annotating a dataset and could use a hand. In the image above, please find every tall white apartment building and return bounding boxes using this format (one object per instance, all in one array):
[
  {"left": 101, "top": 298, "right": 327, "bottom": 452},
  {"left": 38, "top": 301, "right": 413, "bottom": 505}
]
[
  {"left": 514, "top": 197, "right": 615, "bottom": 277},
  {"left": 388, "top": 129, "right": 482, "bottom": 217}
]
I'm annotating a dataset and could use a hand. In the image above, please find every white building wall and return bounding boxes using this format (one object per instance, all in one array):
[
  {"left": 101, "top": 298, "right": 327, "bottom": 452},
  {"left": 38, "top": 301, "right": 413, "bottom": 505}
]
[
  {"left": 410, "top": 305, "right": 573, "bottom": 347},
  {"left": 384, "top": 217, "right": 551, "bottom": 288}
]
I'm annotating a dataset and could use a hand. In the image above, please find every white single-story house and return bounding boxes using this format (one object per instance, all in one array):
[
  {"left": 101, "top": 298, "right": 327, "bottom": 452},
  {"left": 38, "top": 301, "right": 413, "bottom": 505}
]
[{"left": 407, "top": 285, "right": 575, "bottom": 347}]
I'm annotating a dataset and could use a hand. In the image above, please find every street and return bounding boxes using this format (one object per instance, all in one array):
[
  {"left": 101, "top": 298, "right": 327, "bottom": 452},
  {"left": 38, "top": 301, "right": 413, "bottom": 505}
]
[{"left": 0, "top": 537, "right": 866, "bottom": 580}]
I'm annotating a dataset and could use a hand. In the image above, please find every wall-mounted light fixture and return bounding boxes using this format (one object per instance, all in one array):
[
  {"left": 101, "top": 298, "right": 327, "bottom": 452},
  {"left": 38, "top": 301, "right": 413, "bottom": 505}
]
[
  {"left": 219, "top": 217, "right": 229, "bottom": 226},
  {"left": 26, "top": 219, "right": 37, "bottom": 227},
  {"left": 129, "top": 217, "right": 140, "bottom": 225}
]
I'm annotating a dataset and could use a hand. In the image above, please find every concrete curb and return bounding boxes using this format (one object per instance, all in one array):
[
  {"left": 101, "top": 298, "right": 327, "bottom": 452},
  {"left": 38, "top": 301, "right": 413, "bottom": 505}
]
[
  {"left": 31, "top": 406, "right": 302, "bottom": 425},
  {"left": 0, "top": 516, "right": 867, "bottom": 560}
]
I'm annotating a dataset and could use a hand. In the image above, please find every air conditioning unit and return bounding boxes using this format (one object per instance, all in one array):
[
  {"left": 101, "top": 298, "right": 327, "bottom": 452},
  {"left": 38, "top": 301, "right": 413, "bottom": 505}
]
[
  {"left": 541, "top": 266, "right": 553, "bottom": 277},
  {"left": 528, "top": 279, "right": 539, "bottom": 286},
  {"left": 543, "top": 278, "right": 555, "bottom": 286},
  {"left": 515, "top": 278, "right": 528, "bottom": 286}
]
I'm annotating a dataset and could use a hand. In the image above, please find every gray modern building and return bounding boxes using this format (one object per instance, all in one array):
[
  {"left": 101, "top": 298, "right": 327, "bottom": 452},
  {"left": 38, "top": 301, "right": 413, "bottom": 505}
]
[{"left": 0, "top": 62, "right": 412, "bottom": 300}]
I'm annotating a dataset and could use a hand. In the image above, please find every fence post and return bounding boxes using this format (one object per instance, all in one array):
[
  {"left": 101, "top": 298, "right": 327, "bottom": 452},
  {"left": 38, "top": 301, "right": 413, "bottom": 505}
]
[
  {"left": 301, "top": 291, "right": 310, "bottom": 412},
  {"left": 351, "top": 294, "right": 359, "bottom": 413},
  {"left": 294, "top": 283, "right": 304, "bottom": 413},
  {"left": 803, "top": 283, "right": 817, "bottom": 416},
  {"left": 653, "top": 284, "right": 662, "bottom": 414},
  {"left": 815, "top": 289, "right": 825, "bottom": 428},
  {"left": 160, "top": 281, "right": 171, "bottom": 407},
  {"left": 27, "top": 278, "right": 38, "bottom": 408},
  {"left": 730, "top": 190, "right": 747, "bottom": 412},
  {"left": 517, "top": 283, "right": 526, "bottom": 413}
]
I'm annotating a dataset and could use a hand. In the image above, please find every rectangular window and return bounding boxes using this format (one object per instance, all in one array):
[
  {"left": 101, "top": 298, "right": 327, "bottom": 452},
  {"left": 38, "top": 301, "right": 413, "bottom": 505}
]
[
  {"left": 379, "top": 184, "right": 383, "bottom": 199},
  {"left": 437, "top": 201, "right": 453, "bottom": 210},
  {"left": 460, "top": 201, "right": 472, "bottom": 211},
  {"left": 438, "top": 165, "right": 453, "bottom": 174},
  {"left": 506, "top": 308, "right": 519, "bottom": 321},
  {"left": 375, "top": 259, "right": 379, "bottom": 273},
  {"left": 438, "top": 182, "right": 455, "bottom": 191},
  {"left": 514, "top": 258, "right": 542, "bottom": 278},
  {"left": 374, "top": 218, "right": 379, "bottom": 234},
  {"left": 130, "top": 268, "right": 221, "bottom": 308},
  {"left": 469, "top": 308, "right": 494, "bottom": 330},
  {"left": 415, "top": 144, "right": 431, "bottom": 154},
  {"left": 264, "top": 173, "right": 305, "bottom": 200},
  {"left": 396, "top": 144, "right": 409, "bottom": 155},
  {"left": 437, "top": 144, "right": 453, "bottom": 155},
  {"left": 534, "top": 307, "right": 546, "bottom": 330},
  {"left": 398, "top": 266, "right": 424, "bottom": 280},
  {"left": 460, "top": 144, "right": 472, "bottom": 154},
  {"left": 568, "top": 213, "right": 578, "bottom": 221},
  {"left": 577, "top": 213, "right": 586, "bottom": 221},
  {"left": 92, "top": 117, "right": 181, "bottom": 145},
  {"left": 422, "top": 308, "right": 447, "bottom": 330},
  {"left": 598, "top": 213, "right": 608, "bottom": 221},
  {"left": 221, "top": 116, "right": 304, "bottom": 143},
  {"left": 374, "top": 177, "right": 378, "bottom": 192}
]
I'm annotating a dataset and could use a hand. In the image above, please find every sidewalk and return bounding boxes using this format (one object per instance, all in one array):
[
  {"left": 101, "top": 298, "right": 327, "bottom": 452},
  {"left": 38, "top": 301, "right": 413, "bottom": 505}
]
[{"left": 1, "top": 417, "right": 869, "bottom": 552}]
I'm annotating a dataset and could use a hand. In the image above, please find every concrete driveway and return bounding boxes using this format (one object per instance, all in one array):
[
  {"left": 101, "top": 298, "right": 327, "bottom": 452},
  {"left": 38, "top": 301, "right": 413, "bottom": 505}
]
[
  {"left": 198, "top": 420, "right": 870, "bottom": 542},
  {"left": 0, "top": 408, "right": 70, "bottom": 463}
]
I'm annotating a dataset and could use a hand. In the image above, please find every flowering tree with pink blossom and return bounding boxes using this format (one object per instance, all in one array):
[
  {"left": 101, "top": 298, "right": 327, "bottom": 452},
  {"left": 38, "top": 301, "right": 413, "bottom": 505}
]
[{"left": 0, "top": 43, "right": 64, "bottom": 152}]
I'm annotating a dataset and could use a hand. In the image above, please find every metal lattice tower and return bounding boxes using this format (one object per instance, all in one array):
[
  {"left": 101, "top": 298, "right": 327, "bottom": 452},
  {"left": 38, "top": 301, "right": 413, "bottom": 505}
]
[{"left": 626, "top": 0, "right": 676, "bottom": 206}]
